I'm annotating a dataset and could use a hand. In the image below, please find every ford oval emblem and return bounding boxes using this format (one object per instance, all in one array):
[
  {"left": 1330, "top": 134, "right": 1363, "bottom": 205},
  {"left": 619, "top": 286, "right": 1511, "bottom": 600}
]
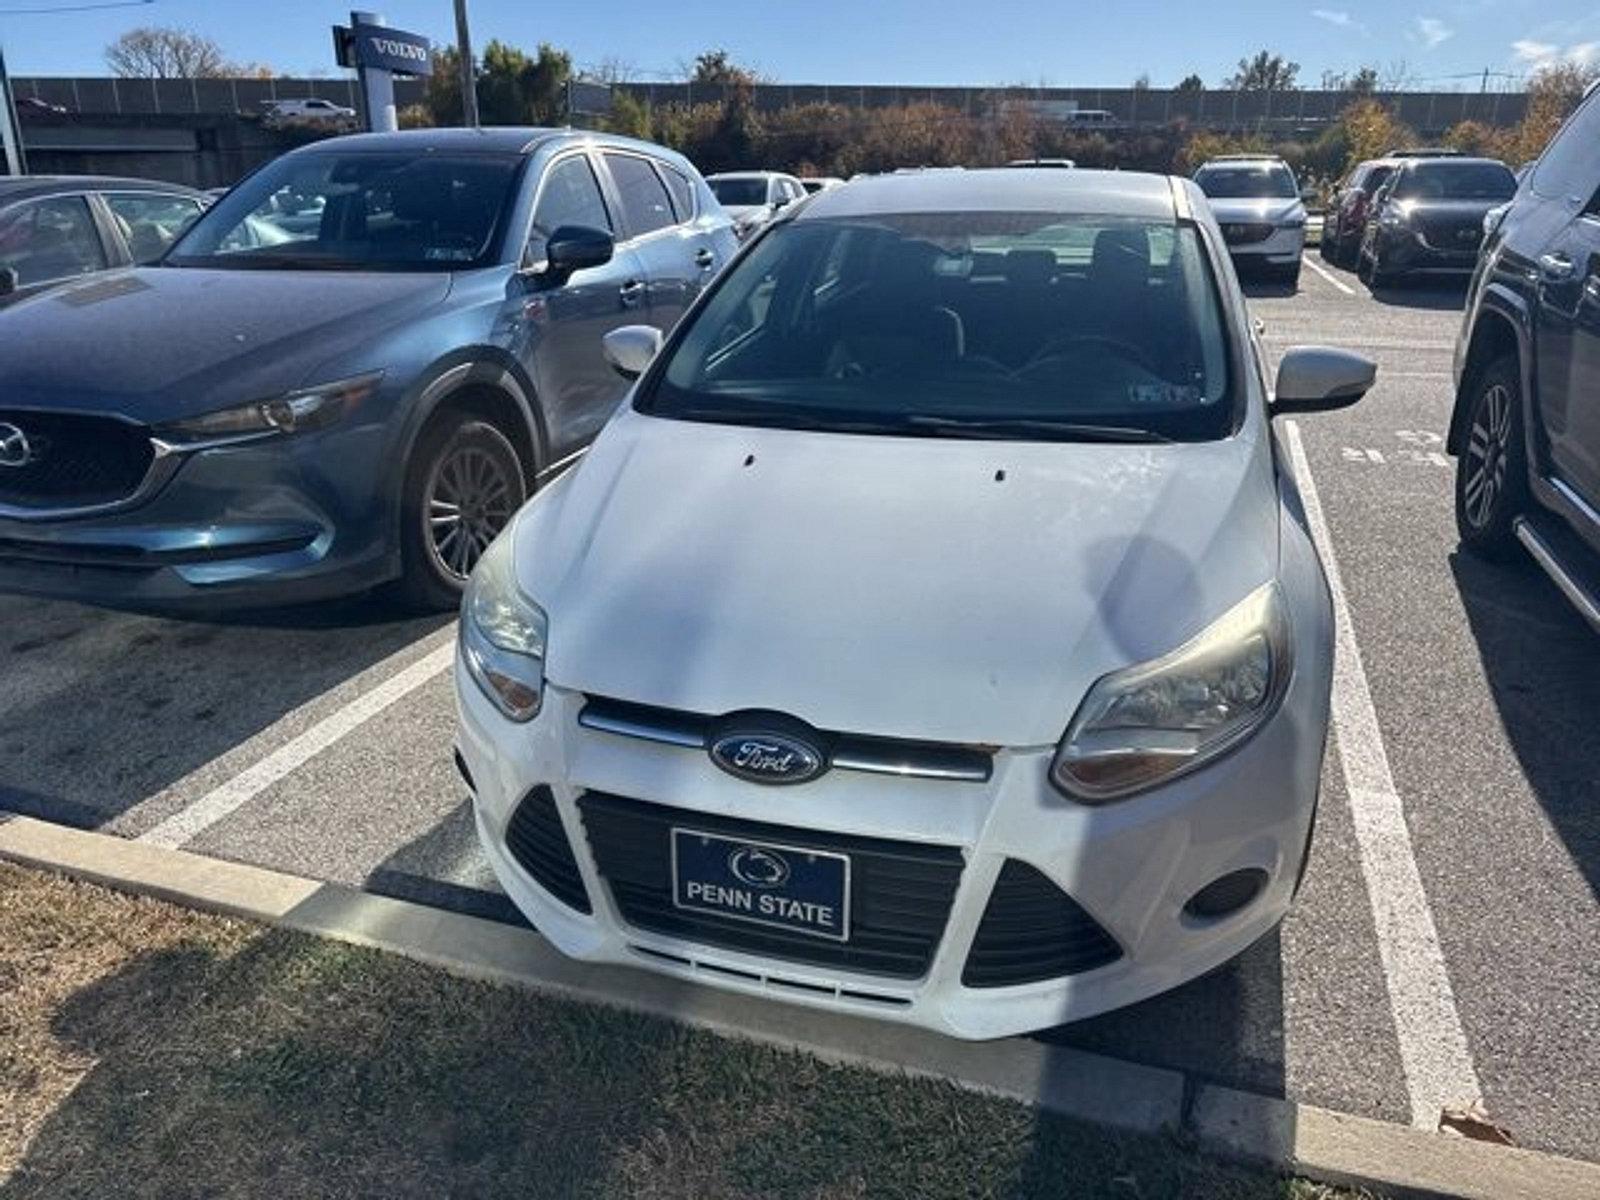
[{"left": 709, "top": 728, "right": 826, "bottom": 785}]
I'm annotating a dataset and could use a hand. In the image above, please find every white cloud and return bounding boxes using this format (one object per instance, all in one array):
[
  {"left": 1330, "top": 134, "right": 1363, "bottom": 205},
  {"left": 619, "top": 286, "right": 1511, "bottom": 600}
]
[
  {"left": 1512, "top": 38, "right": 1559, "bottom": 65},
  {"left": 1415, "top": 16, "right": 1454, "bottom": 49},
  {"left": 1313, "top": 9, "right": 1354, "bottom": 26},
  {"left": 1512, "top": 37, "right": 1598, "bottom": 69}
]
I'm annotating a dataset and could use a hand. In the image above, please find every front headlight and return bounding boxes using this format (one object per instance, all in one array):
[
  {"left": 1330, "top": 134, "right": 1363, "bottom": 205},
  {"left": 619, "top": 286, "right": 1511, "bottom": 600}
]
[
  {"left": 1051, "top": 583, "right": 1291, "bottom": 802},
  {"left": 460, "top": 527, "right": 547, "bottom": 722},
  {"left": 159, "top": 370, "right": 383, "bottom": 445}
]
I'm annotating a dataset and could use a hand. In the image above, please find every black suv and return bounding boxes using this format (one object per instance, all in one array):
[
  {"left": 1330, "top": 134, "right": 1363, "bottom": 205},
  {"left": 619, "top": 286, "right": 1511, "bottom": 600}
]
[
  {"left": 1450, "top": 83, "right": 1600, "bottom": 631},
  {"left": 1359, "top": 156, "right": 1518, "bottom": 286}
]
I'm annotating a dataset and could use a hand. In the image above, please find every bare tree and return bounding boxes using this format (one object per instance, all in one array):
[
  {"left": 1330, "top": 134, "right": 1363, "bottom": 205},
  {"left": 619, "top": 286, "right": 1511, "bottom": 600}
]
[
  {"left": 105, "top": 26, "right": 244, "bottom": 79},
  {"left": 582, "top": 56, "right": 638, "bottom": 85}
]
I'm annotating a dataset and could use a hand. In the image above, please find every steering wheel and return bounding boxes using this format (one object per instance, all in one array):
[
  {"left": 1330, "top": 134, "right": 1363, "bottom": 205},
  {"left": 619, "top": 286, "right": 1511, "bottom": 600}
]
[{"left": 1021, "top": 333, "right": 1162, "bottom": 378}]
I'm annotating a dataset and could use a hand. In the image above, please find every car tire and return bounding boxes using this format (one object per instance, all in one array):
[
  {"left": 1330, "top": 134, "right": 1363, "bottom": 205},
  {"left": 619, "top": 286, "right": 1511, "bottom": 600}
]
[
  {"left": 1318, "top": 226, "right": 1336, "bottom": 262},
  {"left": 1274, "top": 260, "right": 1302, "bottom": 289},
  {"left": 1454, "top": 356, "right": 1527, "bottom": 562},
  {"left": 397, "top": 413, "right": 529, "bottom": 611}
]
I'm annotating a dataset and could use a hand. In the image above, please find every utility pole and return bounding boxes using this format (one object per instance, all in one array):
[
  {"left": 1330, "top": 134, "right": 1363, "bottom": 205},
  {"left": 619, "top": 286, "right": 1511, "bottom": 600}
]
[
  {"left": 0, "top": 46, "right": 24, "bottom": 176},
  {"left": 454, "top": 0, "right": 479, "bottom": 127}
]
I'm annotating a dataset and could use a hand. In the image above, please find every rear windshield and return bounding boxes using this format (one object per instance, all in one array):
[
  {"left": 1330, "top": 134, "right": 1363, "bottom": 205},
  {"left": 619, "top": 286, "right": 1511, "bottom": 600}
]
[
  {"left": 166, "top": 151, "right": 522, "bottom": 271},
  {"left": 640, "top": 211, "right": 1236, "bottom": 443},
  {"left": 1393, "top": 161, "right": 1517, "bottom": 201},
  {"left": 1364, "top": 165, "right": 1394, "bottom": 194},
  {"left": 709, "top": 178, "right": 768, "bottom": 207},
  {"left": 1194, "top": 164, "right": 1297, "bottom": 199}
]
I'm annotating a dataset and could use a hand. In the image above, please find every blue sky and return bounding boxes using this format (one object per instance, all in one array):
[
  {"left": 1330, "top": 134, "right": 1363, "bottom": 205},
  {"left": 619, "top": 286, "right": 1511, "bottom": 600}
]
[{"left": 2, "top": 0, "right": 1597, "bottom": 85}]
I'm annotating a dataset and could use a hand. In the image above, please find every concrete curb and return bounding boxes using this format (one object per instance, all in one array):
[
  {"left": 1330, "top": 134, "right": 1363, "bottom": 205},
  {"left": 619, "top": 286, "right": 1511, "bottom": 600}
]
[{"left": 4, "top": 815, "right": 1598, "bottom": 1200}]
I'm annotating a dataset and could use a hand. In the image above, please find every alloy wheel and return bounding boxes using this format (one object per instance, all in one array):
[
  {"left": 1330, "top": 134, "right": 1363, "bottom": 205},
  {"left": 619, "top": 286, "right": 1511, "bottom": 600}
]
[
  {"left": 425, "top": 442, "right": 518, "bottom": 580},
  {"left": 1462, "top": 382, "right": 1512, "bottom": 530}
]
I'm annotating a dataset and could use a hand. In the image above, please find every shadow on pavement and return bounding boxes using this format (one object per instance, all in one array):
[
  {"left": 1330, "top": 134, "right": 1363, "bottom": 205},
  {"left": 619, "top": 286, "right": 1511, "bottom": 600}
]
[
  {"left": 0, "top": 589, "right": 450, "bottom": 832},
  {"left": 1363, "top": 277, "right": 1471, "bottom": 312},
  {"left": 1451, "top": 549, "right": 1600, "bottom": 897}
]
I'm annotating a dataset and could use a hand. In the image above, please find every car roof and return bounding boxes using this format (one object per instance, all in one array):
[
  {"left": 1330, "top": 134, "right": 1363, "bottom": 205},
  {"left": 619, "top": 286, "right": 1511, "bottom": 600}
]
[
  {"left": 0, "top": 175, "right": 206, "bottom": 200},
  {"left": 797, "top": 168, "right": 1178, "bottom": 220},
  {"left": 1200, "top": 155, "right": 1287, "bottom": 165},
  {"left": 1394, "top": 156, "right": 1511, "bottom": 169},
  {"left": 283, "top": 126, "right": 694, "bottom": 165},
  {"left": 706, "top": 171, "right": 788, "bottom": 181}
]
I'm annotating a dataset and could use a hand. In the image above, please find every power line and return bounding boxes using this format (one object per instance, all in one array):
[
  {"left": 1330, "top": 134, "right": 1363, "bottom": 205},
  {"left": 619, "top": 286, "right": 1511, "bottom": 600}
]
[{"left": 0, "top": 0, "right": 153, "bottom": 13}]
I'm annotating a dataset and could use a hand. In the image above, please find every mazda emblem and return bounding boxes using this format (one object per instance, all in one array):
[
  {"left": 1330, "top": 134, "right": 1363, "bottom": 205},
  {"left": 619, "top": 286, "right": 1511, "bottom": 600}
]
[
  {"left": 709, "top": 723, "right": 826, "bottom": 785},
  {"left": 0, "top": 423, "right": 31, "bottom": 469}
]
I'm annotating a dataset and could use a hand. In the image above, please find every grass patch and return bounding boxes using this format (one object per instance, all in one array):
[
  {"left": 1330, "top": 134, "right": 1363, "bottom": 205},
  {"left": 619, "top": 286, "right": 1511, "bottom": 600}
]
[{"left": 0, "top": 863, "right": 1377, "bottom": 1199}]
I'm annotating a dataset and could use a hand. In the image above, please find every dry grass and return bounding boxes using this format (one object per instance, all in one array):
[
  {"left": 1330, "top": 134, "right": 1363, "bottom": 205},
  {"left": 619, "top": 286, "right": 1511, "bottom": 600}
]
[{"left": 0, "top": 862, "right": 1380, "bottom": 1199}]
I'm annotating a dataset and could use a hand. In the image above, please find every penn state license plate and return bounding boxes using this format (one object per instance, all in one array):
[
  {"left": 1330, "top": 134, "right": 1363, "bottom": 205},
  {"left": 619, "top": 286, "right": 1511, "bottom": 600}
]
[{"left": 671, "top": 828, "right": 850, "bottom": 941}]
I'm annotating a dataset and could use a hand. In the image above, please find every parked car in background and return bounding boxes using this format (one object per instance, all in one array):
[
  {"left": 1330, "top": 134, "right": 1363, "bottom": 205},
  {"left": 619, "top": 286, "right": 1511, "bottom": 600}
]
[
  {"left": 1321, "top": 157, "right": 1399, "bottom": 268},
  {"left": 1007, "top": 157, "right": 1076, "bottom": 168},
  {"left": 1357, "top": 157, "right": 1517, "bottom": 287},
  {"left": 1450, "top": 85, "right": 1600, "bottom": 633},
  {"left": 705, "top": 171, "right": 807, "bottom": 239},
  {"left": 261, "top": 97, "right": 358, "bottom": 127},
  {"left": 1192, "top": 155, "right": 1307, "bottom": 285},
  {"left": 0, "top": 129, "right": 737, "bottom": 613},
  {"left": 0, "top": 175, "right": 207, "bottom": 307},
  {"left": 455, "top": 167, "right": 1376, "bottom": 1037},
  {"left": 16, "top": 96, "right": 69, "bottom": 116},
  {"left": 799, "top": 176, "right": 845, "bottom": 194}
]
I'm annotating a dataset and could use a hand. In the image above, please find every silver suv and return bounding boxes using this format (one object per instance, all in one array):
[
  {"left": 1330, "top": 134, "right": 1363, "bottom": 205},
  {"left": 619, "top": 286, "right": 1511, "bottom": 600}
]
[{"left": 1193, "top": 155, "right": 1308, "bottom": 286}]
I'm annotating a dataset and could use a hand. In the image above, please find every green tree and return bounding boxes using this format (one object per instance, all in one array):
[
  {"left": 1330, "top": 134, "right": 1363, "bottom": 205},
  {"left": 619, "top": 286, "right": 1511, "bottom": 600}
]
[
  {"left": 477, "top": 40, "right": 572, "bottom": 125},
  {"left": 605, "top": 89, "right": 654, "bottom": 139},
  {"left": 1348, "top": 66, "right": 1379, "bottom": 95},
  {"left": 1227, "top": 50, "right": 1300, "bottom": 91},
  {"left": 1176, "top": 74, "right": 1205, "bottom": 92},
  {"left": 691, "top": 49, "right": 757, "bottom": 86}
]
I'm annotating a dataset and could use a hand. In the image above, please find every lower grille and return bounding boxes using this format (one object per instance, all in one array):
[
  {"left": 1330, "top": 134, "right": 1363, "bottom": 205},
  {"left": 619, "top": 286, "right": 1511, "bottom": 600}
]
[
  {"left": 0, "top": 409, "right": 155, "bottom": 511},
  {"left": 579, "top": 793, "right": 964, "bottom": 979},
  {"left": 504, "top": 787, "right": 591, "bottom": 913},
  {"left": 961, "top": 860, "right": 1122, "bottom": 988},
  {"left": 1222, "top": 222, "right": 1275, "bottom": 245}
]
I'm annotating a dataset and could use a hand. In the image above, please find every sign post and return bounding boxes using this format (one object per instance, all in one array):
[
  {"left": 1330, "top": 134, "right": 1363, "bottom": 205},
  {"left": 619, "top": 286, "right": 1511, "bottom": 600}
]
[
  {"left": 331, "top": 12, "right": 433, "bottom": 134},
  {"left": 0, "top": 46, "right": 26, "bottom": 176}
]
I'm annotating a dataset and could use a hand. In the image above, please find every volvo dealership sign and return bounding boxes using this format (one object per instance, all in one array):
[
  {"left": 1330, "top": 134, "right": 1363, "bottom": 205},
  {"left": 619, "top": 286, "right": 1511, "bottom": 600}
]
[
  {"left": 334, "top": 22, "right": 433, "bottom": 76},
  {"left": 332, "top": 12, "right": 432, "bottom": 133}
]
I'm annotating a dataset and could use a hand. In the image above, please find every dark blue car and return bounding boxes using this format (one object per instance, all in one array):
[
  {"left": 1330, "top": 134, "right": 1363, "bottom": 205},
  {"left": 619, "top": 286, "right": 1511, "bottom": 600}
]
[{"left": 0, "top": 128, "right": 737, "bottom": 611}]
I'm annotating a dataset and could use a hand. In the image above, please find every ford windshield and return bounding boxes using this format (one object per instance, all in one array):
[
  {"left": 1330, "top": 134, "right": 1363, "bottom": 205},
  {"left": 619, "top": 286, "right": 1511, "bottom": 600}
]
[{"left": 640, "top": 211, "right": 1237, "bottom": 442}]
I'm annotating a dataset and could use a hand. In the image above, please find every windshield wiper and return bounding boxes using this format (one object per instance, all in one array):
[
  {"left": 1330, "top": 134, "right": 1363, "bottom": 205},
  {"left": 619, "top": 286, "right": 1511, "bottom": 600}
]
[
  {"left": 903, "top": 416, "right": 1174, "bottom": 443},
  {"left": 665, "top": 405, "right": 922, "bottom": 435}
]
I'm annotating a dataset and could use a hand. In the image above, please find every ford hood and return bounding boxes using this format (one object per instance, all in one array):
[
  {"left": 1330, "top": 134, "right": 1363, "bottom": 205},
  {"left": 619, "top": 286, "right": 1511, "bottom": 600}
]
[
  {"left": 0, "top": 267, "right": 452, "bottom": 423},
  {"left": 516, "top": 407, "right": 1282, "bottom": 747}
]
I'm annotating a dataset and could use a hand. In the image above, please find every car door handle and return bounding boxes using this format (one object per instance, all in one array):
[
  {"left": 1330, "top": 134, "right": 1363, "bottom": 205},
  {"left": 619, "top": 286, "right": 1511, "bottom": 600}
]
[
  {"left": 1586, "top": 274, "right": 1600, "bottom": 305},
  {"left": 695, "top": 248, "right": 716, "bottom": 269},
  {"left": 619, "top": 279, "right": 646, "bottom": 306},
  {"left": 1540, "top": 252, "right": 1575, "bottom": 281}
]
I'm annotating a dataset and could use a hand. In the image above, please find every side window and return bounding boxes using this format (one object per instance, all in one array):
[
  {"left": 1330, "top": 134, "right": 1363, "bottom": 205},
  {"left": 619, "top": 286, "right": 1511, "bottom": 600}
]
[
  {"left": 1533, "top": 90, "right": 1600, "bottom": 203},
  {"left": 0, "top": 196, "right": 108, "bottom": 286},
  {"left": 603, "top": 153, "right": 674, "bottom": 239},
  {"left": 658, "top": 164, "right": 696, "bottom": 223},
  {"left": 530, "top": 154, "right": 612, "bottom": 251},
  {"left": 102, "top": 193, "right": 204, "bottom": 264}
]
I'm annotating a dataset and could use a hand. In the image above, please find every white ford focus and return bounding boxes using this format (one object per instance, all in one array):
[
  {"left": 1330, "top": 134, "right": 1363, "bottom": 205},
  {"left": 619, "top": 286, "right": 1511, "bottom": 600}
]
[{"left": 454, "top": 169, "right": 1374, "bottom": 1039}]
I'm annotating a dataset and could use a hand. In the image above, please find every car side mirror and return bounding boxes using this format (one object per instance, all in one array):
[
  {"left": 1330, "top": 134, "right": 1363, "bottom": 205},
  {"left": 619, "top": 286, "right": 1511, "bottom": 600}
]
[
  {"left": 1272, "top": 346, "right": 1376, "bottom": 415},
  {"left": 541, "top": 224, "right": 614, "bottom": 282},
  {"left": 0, "top": 267, "right": 17, "bottom": 297},
  {"left": 602, "top": 324, "right": 663, "bottom": 381}
]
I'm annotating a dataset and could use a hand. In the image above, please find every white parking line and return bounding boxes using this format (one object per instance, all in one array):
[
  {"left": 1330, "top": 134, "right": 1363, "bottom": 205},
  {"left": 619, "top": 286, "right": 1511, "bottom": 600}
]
[
  {"left": 138, "top": 641, "right": 455, "bottom": 850},
  {"left": 1304, "top": 255, "right": 1356, "bottom": 296},
  {"left": 1284, "top": 419, "right": 1482, "bottom": 1130}
]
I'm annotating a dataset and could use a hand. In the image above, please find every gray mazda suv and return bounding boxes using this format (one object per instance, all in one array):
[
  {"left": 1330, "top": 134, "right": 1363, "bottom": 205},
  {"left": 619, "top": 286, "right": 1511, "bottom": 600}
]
[{"left": 0, "top": 128, "right": 736, "bottom": 612}]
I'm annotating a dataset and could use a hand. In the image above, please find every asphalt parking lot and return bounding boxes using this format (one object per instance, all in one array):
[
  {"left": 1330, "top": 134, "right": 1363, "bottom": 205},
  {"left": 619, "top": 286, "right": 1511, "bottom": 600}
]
[{"left": 3, "top": 255, "right": 1597, "bottom": 1166}]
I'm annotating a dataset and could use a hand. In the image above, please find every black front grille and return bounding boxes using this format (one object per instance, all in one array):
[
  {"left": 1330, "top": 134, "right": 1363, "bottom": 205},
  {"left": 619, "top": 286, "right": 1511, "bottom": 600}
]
[
  {"left": 579, "top": 793, "right": 964, "bottom": 979},
  {"left": 1222, "top": 222, "right": 1274, "bottom": 245},
  {"left": 1416, "top": 215, "right": 1481, "bottom": 252},
  {"left": 961, "top": 860, "right": 1122, "bottom": 988},
  {"left": 0, "top": 409, "right": 154, "bottom": 510},
  {"left": 504, "top": 787, "right": 591, "bottom": 913}
]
